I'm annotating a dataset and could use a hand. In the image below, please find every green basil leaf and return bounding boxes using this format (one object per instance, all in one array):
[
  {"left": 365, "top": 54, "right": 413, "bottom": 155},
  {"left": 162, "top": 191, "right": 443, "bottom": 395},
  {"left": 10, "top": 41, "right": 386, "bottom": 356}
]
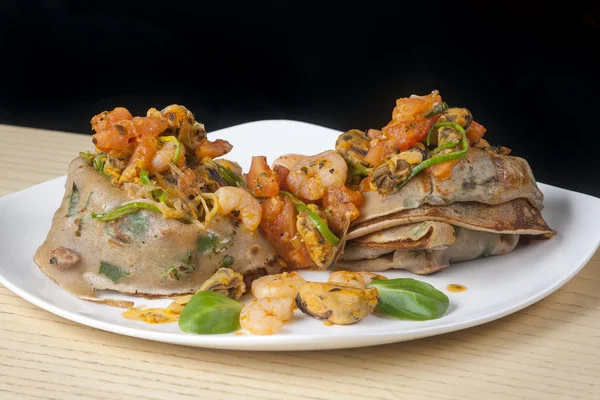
[
  {"left": 99, "top": 261, "right": 130, "bottom": 283},
  {"left": 67, "top": 183, "right": 80, "bottom": 217},
  {"left": 367, "top": 278, "right": 449, "bottom": 320},
  {"left": 178, "top": 291, "right": 243, "bottom": 334},
  {"left": 196, "top": 231, "right": 218, "bottom": 254}
]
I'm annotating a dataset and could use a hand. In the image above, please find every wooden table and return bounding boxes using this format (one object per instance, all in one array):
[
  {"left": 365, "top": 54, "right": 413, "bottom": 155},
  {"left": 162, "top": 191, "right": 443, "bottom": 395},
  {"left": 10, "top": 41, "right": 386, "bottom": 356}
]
[{"left": 1, "top": 123, "right": 599, "bottom": 400}]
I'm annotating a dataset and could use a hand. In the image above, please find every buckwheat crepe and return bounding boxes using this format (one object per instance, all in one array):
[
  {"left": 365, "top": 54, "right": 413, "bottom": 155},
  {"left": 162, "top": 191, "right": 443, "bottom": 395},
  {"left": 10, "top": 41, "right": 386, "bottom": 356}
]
[
  {"left": 338, "top": 148, "right": 555, "bottom": 274},
  {"left": 34, "top": 158, "right": 280, "bottom": 306}
]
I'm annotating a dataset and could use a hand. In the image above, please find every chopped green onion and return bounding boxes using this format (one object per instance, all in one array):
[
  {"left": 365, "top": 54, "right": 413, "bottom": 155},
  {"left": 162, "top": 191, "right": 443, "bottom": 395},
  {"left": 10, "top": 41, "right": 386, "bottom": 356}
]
[
  {"left": 425, "top": 102, "right": 449, "bottom": 119},
  {"left": 99, "top": 261, "right": 129, "bottom": 283},
  {"left": 159, "top": 136, "right": 182, "bottom": 165},
  {"left": 93, "top": 154, "right": 112, "bottom": 180},
  {"left": 399, "top": 122, "right": 468, "bottom": 190},
  {"left": 79, "top": 151, "right": 95, "bottom": 162},
  {"left": 92, "top": 201, "right": 161, "bottom": 221},
  {"left": 139, "top": 170, "right": 151, "bottom": 185},
  {"left": 159, "top": 190, "right": 167, "bottom": 203},
  {"left": 279, "top": 191, "right": 341, "bottom": 246}
]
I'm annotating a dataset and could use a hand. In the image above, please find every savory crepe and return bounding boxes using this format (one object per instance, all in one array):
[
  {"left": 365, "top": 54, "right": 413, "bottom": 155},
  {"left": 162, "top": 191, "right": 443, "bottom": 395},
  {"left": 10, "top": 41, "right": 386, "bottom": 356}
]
[
  {"left": 333, "top": 90, "right": 555, "bottom": 273},
  {"left": 34, "top": 105, "right": 281, "bottom": 305}
]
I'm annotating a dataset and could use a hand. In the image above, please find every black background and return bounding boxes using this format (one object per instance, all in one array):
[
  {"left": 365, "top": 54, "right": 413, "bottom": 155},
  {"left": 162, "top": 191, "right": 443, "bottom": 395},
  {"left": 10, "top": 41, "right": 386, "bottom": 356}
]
[{"left": 1, "top": 1, "right": 599, "bottom": 196}]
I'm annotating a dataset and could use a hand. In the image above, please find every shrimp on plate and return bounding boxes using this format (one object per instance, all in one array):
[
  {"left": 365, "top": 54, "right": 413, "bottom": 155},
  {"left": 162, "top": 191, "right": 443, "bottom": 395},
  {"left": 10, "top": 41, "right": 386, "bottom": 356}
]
[
  {"left": 251, "top": 271, "right": 307, "bottom": 299},
  {"left": 239, "top": 297, "right": 295, "bottom": 335}
]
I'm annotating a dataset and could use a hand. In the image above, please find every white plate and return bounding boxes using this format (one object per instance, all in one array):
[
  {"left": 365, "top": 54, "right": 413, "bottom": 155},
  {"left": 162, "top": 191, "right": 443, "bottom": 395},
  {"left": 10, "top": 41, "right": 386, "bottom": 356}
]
[{"left": 1, "top": 120, "right": 599, "bottom": 351}]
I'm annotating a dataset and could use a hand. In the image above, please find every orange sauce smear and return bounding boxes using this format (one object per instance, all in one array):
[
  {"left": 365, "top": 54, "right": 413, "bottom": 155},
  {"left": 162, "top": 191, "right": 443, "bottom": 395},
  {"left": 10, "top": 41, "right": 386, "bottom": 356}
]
[{"left": 447, "top": 284, "right": 467, "bottom": 293}]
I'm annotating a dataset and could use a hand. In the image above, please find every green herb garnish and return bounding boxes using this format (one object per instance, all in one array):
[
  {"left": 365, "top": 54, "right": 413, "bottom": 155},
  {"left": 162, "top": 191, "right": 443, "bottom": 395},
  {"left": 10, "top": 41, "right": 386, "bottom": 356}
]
[
  {"left": 345, "top": 158, "right": 370, "bottom": 177},
  {"left": 279, "top": 191, "right": 340, "bottom": 246},
  {"left": 178, "top": 291, "right": 243, "bottom": 334},
  {"left": 218, "top": 255, "right": 234, "bottom": 269},
  {"left": 79, "top": 151, "right": 95, "bottom": 162},
  {"left": 66, "top": 183, "right": 80, "bottom": 217},
  {"left": 159, "top": 136, "right": 182, "bottom": 165},
  {"left": 93, "top": 154, "right": 112, "bottom": 180},
  {"left": 367, "top": 278, "right": 449, "bottom": 320},
  {"left": 425, "top": 102, "right": 449, "bottom": 119},
  {"left": 92, "top": 201, "right": 160, "bottom": 221},
  {"left": 99, "top": 261, "right": 130, "bottom": 283},
  {"left": 139, "top": 170, "right": 151, "bottom": 185},
  {"left": 196, "top": 231, "right": 219, "bottom": 254}
]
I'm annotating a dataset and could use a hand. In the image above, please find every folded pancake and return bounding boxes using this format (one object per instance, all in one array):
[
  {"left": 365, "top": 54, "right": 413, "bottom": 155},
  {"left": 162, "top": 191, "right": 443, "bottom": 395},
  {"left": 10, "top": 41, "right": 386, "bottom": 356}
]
[
  {"left": 353, "top": 148, "right": 545, "bottom": 227},
  {"left": 338, "top": 226, "right": 520, "bottom": 274},
  {"left": 34, "top": 158, "right": 280, "bottom": 304}
]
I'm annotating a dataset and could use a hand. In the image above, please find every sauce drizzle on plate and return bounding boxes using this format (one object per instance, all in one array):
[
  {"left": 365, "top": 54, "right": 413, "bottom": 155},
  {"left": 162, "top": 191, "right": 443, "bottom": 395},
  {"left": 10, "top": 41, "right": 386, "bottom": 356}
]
[{"left": 447, "top": 284, "right": 467, "bottom": 293}]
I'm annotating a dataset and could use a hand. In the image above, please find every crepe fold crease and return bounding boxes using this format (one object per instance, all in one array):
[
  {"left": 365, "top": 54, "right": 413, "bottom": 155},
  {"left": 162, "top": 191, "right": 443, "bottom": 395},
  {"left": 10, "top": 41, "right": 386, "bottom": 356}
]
[
  {"left": 34, "top": 158, "right": 281, "bottom": 304},
  {"left": 339, "top": 148, "right": 555, "bottom": 274}
]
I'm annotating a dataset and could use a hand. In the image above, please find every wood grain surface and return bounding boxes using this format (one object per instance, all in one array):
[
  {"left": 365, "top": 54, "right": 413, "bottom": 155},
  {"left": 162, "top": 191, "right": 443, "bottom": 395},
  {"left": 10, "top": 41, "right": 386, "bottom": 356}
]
[{"left": 0, "top": 124, "right": 599, "bottom": 400}]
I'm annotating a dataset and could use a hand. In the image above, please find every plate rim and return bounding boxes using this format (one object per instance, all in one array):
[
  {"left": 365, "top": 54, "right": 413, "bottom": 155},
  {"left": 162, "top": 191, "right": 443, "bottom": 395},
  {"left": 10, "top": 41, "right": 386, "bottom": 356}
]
[{"left": 1, "top": 119, "right": 600, "bottom": 351}]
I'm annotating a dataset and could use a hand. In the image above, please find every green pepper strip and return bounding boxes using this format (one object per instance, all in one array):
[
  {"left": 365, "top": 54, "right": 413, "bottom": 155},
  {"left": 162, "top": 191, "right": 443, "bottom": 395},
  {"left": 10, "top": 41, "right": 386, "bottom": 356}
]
[
  {"left": 208, "top": 160, "right": 246, "bottom": 187},
  {"left": 139, "top": 170, "right": 151, "bottom": 185},
  {"left": 429, "top": 140, "right": 460, "bottom": 155},
  {"left": 93, "top": 154, "right": 112, "bottom": 180},
  {"left": 425, "top": 102, "right": 449, "bottom": 119},
  {"left": 279, "top": 191, "right": 341, "bottom": 246},
  {"left": 159, "top": 190, "right": 167, "bottom": 203},
  {"left": 426, "top": 121, "right": 464, "bottom": 146},
  {"left": 399, "top": 122, "right": 468, "bottom": 190},
  {"left": 92, "top": 201, "right": 161, "bottom": 221},
  {"left": 159, "top": 136, "right": 182, "bottom": 165},
  {"left": 345, "top": 158, "right": 370, "bottom": 176}
]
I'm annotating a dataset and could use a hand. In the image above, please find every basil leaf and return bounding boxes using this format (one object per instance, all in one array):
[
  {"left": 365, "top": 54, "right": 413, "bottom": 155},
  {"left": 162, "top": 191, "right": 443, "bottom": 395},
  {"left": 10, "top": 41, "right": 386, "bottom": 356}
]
[
  {"left": 367, "top": 278, "right": 449, "bottom": 320},
  {"left": 196, "top": 231, "right": 218, "bottom": 254},
  {"left": 66, "top": 183, "right": 80, "bottom": 217},
  {"left": 99, "top": 261, "right": 130, "bottom": 283},
  {"left": 178, "top": 291, "right": 243, "bottom": 334}
]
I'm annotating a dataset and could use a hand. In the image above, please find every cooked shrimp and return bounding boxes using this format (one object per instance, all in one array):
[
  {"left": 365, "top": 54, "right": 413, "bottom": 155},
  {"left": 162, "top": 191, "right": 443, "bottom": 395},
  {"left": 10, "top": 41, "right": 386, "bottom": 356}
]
[
  {"left": 286, "top": 150, "right": 348, "bottom": 201},
  {"left": 195, "top": 138, "right": 233, "bottom": 159},
  {"left": 272, "top": 153, "right": 306, "bottom": 170},
  {"left": 150, "top": 141, "right": 185, "bottom": 173},
  {"left": 328, "top": 271, "right": 388, "bottom": 289},
  {"left": 251, "top": 271, "right": 306, "bottom": 299},
  {"left": 239, "top": 297, "right": 295, "bottom": 335},
  {"left": 212, "top": 187, "right": 262, "bottom": 231}
]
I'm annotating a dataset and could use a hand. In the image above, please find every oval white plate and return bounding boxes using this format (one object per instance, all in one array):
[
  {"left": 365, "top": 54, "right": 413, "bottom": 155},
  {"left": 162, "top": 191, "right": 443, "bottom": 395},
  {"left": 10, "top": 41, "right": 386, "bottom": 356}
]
[{"left": 1, "top": 120, "right": 599, "bottom": 351}]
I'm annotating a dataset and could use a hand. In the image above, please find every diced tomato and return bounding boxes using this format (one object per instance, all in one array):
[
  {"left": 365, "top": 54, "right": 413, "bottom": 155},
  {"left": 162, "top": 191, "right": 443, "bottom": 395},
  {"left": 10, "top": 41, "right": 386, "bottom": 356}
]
[
  {"left": 260, "top": 196, "right": 313, "bottom": 268},
  {"left": 322, "top": 185, "right": 364, "bottom": 208},
  {"left": 359, "top": 177, "right": 373, "bottom": 192},
  {"left": 466, "top": 121, "right": 486, "bottom": 145},
  {"left": 363, "top": 139, "right": 397, "bottom": 167},
  {"left": 195, "top": 139, "right": 233, "bottom": 159},
  {"left": 91, "top": 107, "right": 132, "bottom": 132},
  {"left": 273, "top": 164, "right": 291, "bottom": 191},
  {"left": 382, "top": 118, "right": 437, "bottom": 151},
  {"left": 381, "top": 91, "right": 443, "bottom": 150},
  {"left": 247, "top": 156, "right": 280, "bottom": 197}
]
